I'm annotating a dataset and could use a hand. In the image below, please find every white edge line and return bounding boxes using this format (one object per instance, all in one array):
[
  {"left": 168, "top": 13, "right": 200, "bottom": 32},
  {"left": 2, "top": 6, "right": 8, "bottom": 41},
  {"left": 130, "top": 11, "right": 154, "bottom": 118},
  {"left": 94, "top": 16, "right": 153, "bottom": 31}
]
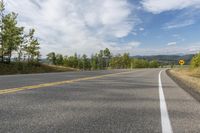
[{"left": 159, "top": 70, "right": 173, "bottom": 133}]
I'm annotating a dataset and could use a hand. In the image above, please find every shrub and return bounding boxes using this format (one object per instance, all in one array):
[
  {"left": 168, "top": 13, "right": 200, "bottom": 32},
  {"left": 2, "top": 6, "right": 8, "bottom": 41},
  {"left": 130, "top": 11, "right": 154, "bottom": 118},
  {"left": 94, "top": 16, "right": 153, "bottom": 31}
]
[{"left": 191, "top": 53, "right": 200, "bottom": 68}]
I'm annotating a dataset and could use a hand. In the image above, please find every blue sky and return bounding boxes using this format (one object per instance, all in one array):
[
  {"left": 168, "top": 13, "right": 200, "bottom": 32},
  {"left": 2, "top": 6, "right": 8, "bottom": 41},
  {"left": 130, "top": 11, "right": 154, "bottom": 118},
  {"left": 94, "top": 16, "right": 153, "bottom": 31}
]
[{"left": 6, "top": 0, "right": 200, "bottom": 56}]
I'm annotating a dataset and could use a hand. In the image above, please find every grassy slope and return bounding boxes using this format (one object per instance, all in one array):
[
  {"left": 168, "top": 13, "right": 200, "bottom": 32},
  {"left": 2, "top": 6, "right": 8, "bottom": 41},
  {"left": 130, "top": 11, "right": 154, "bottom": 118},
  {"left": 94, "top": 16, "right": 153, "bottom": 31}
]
[
  {"left": 0, "top": 62, "right": 77, "bottom": 75},
  {"left": 169, "top": 67, "right": 200, "bottom": 93}
]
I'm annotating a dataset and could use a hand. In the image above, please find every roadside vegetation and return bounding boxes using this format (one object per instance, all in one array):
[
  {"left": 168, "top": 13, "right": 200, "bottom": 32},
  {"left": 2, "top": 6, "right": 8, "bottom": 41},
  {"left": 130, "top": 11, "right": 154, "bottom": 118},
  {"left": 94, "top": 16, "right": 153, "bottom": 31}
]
[
  {"left": 0, "top": 62, "right": 76, "bottom": 75},
  {"left": 169, "top": 53, "right": 200, "bottom": 93},
  {"left": 46, "top": 49, "right": 160, "bottom": 70}
]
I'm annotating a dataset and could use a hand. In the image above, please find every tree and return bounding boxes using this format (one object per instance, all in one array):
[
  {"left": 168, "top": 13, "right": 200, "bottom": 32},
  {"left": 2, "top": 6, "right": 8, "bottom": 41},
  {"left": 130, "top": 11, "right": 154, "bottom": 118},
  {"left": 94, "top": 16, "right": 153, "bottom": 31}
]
[
  {"left": 131, "top": 59, "right": 149, "bottom": 68},
  {"left": 47, "top": 52, "right": 56, "bottom": 65},
  {"left": 103, "top": 48, "right": 111, "bottom": 68},
  {"left": 98, "top": 50, "right": 104, "bottom": 69},
  {"left": 55, "top": 54, "right": 64, "bottom": 65},
  {"left": 82, "top": 54, "right": 91, "bottom": 70},
  {"left": 0, "top": 0, "right": 40, "bottom": 64},
  {"left": 149, "top": 60, "right": 159, "bottom": 68},
  {"left": 122, "top": 53, "right": 131, "bottom": 68},
  {"left": 24, "top": 29, "right": 40, "bottom": 62},
  {"left": 73, "top": 53, "right": 78, "bottom": 68},
  {"left": 91, "top": 54, "right": 98, "bottom": 70},
  {"left": 64, "top": 53, "right": 79, "bottom": 68},
  {"left": 2, "top": 12, "right": 24, "bottom": 63},
  {"left": 110, "top": 54, "right": 123, "bottom": 69}
]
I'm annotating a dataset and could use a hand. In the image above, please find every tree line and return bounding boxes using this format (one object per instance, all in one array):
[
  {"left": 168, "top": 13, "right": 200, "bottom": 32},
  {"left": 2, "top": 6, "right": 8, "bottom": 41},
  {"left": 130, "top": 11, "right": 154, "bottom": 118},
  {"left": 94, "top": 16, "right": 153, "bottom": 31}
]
[
  {"left": 0, "top": 1, "right": 40, "bottom": 64},
  {"left": 46, "top": 48, "right": 160, "bottom": 70}
]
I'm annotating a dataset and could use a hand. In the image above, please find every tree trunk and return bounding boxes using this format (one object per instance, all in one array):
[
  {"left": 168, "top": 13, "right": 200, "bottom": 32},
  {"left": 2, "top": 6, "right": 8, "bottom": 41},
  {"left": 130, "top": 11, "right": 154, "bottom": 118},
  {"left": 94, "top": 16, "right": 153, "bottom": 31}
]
[
  {"left": 8, "top": 49, "right": 12, "bottom": 64},
  {"left": 0, "top": 47, "right": 4, "bottom": 63}
]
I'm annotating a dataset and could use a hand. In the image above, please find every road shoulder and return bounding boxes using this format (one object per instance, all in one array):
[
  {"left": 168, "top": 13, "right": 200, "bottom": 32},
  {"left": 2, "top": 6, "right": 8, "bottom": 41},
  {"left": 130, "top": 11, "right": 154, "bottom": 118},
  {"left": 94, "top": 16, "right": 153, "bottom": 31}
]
[{"left": 166, "top": 69, "right": 200, "bottom": 102}]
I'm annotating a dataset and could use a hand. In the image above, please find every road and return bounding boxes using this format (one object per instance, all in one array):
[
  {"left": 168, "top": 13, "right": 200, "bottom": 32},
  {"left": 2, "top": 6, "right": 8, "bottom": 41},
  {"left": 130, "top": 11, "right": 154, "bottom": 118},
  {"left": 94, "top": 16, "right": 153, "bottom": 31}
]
[{"left": 0, "top": 69, "right": 199, "bottom": 133}]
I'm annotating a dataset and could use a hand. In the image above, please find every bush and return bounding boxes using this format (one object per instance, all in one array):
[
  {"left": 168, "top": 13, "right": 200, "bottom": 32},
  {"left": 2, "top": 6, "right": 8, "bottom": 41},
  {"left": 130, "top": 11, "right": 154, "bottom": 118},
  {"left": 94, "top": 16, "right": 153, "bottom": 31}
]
[
  {"left": 149, "top": 60, "right": 159, "bottom": 68},
  {"left": 191, "top": 53, "right": 200, "bottom": 68},
  {"left": 131, "top": 59, "right": 149, "bottom": 68}
]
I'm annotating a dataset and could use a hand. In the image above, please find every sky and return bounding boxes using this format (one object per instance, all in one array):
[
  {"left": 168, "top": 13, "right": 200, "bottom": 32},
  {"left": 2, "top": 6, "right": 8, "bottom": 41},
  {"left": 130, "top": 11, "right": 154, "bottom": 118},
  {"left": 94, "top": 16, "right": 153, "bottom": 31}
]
[{"left": 5, "top": 0, "right": 200, "bottom": 56}]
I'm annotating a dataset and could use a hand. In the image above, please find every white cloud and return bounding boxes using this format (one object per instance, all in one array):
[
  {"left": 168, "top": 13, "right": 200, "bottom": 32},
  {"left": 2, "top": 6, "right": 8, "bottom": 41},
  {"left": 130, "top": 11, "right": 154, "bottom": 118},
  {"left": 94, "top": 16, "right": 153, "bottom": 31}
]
[
  {"left": 6, "top": 0, "right": 138, "bottom": 56},
  {"left": 141, "top": 0, "right": 200, "bottom": 14},
  {"left": 164, "top": 20, "right": 195, "bottom": 29},
  {"left": 139, "top": 27, "right": 144, "bottom": 31},
  {"left": 141, "top": 0, "right": 200, "bottom": 30},
  {"left": 167, "top": 42, "right": 177, "bottom": 46}
]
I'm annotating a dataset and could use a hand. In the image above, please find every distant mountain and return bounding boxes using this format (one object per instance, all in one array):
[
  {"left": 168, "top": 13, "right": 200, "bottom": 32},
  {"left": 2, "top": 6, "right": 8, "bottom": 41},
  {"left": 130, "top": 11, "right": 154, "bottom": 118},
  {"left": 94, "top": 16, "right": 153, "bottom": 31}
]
[{"left": 132, "top": 54, "right": 195, "bottom": 65}]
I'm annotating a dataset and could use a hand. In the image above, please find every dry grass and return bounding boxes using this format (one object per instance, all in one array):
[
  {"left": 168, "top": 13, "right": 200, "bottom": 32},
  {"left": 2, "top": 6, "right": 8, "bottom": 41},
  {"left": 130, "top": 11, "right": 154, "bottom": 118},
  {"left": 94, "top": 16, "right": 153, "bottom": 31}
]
[
  {"left": 0, "top": 62, "right": 77, "bottom": 75},
  {"left": 169, "top": 67, "right": 200, "bottom": 93}
]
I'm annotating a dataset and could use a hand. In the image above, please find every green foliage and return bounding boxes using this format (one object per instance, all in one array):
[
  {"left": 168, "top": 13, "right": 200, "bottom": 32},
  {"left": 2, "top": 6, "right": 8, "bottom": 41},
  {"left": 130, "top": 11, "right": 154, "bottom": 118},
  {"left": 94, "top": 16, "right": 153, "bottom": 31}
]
[
  {"left": 55, "top": 54, "right": 64, "bottom": 65},
  {"left": 0, "top": 0, "right": 40, "bottom": 63},
  {"left": 1, "top": 12, "right": 24, "bottom": 62},
  {"left": 122, "top": 53, "right": 131, "bottom": 68},
  {"left": 149, "top": 60, "right": 159, "bottom": 68},
  {"left": 109, "top": 53, "right": 131, "bottom": 69},
  {"left": 63, "top": 53, "right": 79, "bottom": 68},
  {"left": 81, "top": 54, "right": 91, "bottom": 70},
  {"left": 131, "top": 59, "right": 149, "bottom": 68},
  {"left": 91, "top": 54, "right": 98, "bottom": 70},
  {"left": 191, "top": 53, "right": 200, "bottom": 68},
  {"left": 47, "top": 52, "right": 56, "bottom": 65},
  {"left": 110, "top": 54, "right": 123, "bottom": 69},
  {"left": 47, "top": 48, "right": 160, "bottom": 70},
  {"left": 104, "top": 48, "right": 111, "bottom": 58},
  {"left": 24, "top": 29, "right": 40, "bottom": 62}
]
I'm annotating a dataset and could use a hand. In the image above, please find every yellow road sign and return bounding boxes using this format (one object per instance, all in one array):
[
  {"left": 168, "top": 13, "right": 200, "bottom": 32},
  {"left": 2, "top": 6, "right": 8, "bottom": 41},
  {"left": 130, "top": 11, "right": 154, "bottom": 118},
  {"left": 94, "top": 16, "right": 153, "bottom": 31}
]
[{"left": 179, "top": 59, "right": 185, "bottom": 65}]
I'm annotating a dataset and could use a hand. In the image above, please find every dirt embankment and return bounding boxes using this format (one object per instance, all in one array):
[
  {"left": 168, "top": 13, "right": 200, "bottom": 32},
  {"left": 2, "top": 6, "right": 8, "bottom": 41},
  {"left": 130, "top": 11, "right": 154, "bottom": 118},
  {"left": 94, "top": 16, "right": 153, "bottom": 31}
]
[
  {"left": 0, "top": 62, "right": 77, "bottom": 75},
  {"left": 167, "top": 68, "right": 200, "bottom": 102}
]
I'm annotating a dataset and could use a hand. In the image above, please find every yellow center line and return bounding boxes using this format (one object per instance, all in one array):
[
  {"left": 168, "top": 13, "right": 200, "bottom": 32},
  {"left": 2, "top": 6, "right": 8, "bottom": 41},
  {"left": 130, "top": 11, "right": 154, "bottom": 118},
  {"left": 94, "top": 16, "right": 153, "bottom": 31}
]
[{"left": 0, "top": 71, "right": 135, "bottom": 95}]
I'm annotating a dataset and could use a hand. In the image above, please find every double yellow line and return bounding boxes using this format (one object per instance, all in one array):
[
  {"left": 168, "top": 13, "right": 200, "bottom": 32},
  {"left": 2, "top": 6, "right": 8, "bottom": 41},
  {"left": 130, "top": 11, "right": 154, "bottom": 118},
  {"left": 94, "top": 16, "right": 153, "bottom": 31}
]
[{"left": 0, "top": 71, "right": 134, "bottom": 95}]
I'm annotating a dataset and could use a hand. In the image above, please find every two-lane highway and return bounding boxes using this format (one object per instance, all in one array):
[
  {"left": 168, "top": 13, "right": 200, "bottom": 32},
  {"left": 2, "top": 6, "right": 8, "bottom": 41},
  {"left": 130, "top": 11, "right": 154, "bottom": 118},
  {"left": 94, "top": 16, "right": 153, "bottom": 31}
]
[{"left": 0, "top": 69, "right": 199, "bottom": 133}]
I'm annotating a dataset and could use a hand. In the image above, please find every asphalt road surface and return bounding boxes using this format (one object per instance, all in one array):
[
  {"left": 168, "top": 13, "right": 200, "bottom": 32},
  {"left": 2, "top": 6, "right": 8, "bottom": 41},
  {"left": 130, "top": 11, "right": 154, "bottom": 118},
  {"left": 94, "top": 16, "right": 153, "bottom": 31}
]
[{"left": 0, "top": 69, "right": 199, "bottom": 133}]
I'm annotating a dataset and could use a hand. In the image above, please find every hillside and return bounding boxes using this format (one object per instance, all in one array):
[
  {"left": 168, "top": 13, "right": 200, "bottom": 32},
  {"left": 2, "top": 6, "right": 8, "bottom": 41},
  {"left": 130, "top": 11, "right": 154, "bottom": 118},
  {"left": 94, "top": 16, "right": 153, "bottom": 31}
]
[
  {"left": 0, "top": 62, "right": 77, "bottom": 75},
  {"left": 133, "top": 54, "right": 194, "bottom": 65}
]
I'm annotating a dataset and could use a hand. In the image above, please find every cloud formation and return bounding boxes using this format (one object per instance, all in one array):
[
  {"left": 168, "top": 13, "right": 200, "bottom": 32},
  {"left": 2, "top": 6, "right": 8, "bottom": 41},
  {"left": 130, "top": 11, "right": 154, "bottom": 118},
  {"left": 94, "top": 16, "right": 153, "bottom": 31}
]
[
  {"left": 6, "top": 0, "right": 138, "bottom": 56},
  {"left": 5, "top": 0, "right": 200, "bottom": 56},
  {"left": 167, "top": 42, "right": 177, "bottom": 46},
  {"left": 141, "top": 0, "right": 200, "bottom": 30},
  {"left": 141, "top": 0, "right": 200, "bottom": 14}
]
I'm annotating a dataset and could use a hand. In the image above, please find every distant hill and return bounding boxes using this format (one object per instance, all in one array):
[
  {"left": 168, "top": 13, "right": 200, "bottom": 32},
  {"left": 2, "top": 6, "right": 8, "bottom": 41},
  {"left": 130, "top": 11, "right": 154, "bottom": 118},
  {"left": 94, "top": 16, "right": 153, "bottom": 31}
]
[{"left": 132, "top": 54, "right": 195, "bottom": 65}]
